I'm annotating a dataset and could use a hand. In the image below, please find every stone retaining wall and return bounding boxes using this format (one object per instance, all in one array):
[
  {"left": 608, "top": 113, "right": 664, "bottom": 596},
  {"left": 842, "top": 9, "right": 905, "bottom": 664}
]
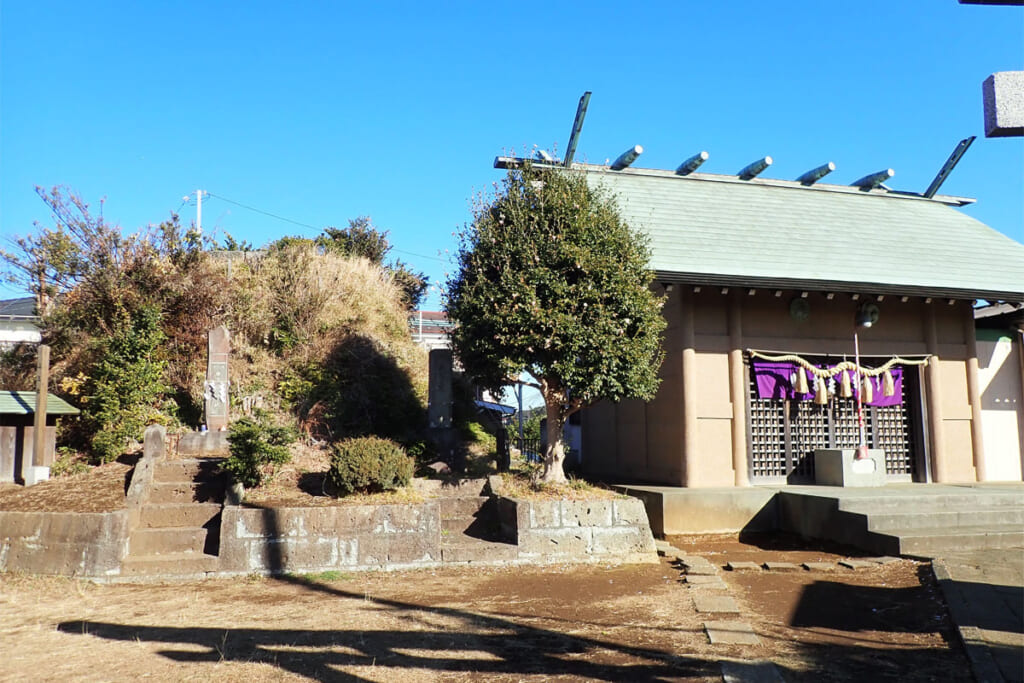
[
  {"left": 0, "top": 510, "right": 129, "bottom": 577},
  {"left": 496, "top": 497, "right": 657, "bottom": 564},
  {"left": 219, "top": 502, "right": 442, "bottom": 574}
]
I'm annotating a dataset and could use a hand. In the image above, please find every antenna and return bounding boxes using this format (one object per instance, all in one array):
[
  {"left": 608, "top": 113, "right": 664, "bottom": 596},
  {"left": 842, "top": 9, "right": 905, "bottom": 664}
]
[
  {"left": 563, "top": 91, "right": 592, "bottom": 167},
  {"left": 923, "top": 136, "right": 975, "bottom": 198}
]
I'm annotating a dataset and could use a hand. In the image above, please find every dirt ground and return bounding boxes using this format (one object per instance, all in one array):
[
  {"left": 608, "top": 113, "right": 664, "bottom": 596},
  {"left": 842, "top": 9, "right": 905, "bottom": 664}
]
[
  {"left": 0, "top": 464, "right": 972, "bottom": 681},
  {"left": 0, "top": 543, "right": 969, "bottom": 682}
]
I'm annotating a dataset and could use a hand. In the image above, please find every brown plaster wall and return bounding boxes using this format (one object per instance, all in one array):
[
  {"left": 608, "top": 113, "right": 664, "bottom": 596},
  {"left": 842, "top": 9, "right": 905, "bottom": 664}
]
[{"left": 581, "top": 289, "right": 978, "bottom": 487}]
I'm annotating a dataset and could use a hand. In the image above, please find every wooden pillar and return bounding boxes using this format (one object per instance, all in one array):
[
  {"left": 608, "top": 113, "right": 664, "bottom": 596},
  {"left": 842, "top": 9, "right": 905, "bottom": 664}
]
[
  {"left": 32, "top": 345, "right": 50, "bottom": 467},
  {"left": 925, "top": 305, "right": 948, "bottom": 482},
  {"left": 963, "top": 305, "right": 987, "bottom": 481},
  {"left": 728, "top": 292, "right": 749, "bottom": 486},
  {"left": 23, "top": 345, "right": 51, "bottom": 486},
  {"left": 681, "top": 290, "right": 698, "bottom": 487}
]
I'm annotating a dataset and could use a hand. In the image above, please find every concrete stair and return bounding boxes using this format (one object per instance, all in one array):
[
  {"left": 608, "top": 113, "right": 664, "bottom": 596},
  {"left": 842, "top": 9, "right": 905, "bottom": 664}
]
[
  {"left": 123, "top": 458, "right": 226, "bottom": 577},
  {"left": 781, "top": 486, "right": 1024, "bottom": 558},
  {"left": 439, "top": 495, "right": 518, "bottom": 564}
]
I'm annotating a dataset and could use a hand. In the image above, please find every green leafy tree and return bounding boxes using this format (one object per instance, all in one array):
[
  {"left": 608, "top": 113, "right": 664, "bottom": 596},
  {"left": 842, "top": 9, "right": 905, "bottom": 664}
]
[
  {"left": 319, "top": 216, "right": 390, "bottom": 264},
  {"left": 85, "top": 306, "right": 169, "bottom": 462},
  {"left": 446, "top": 163, "right": 666, "bottom": 483}
]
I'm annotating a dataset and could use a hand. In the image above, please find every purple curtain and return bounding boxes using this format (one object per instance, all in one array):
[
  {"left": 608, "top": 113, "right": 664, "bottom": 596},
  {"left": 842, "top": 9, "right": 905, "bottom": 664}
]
[{"left": 751, "top": 360, "right": 903, "bottom": 407}]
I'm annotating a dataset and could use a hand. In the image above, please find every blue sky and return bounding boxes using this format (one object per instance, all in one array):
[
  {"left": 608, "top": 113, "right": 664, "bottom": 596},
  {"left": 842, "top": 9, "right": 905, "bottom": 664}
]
[{"left": 2, "top": 1, "right": 1022, "bottom": 310}]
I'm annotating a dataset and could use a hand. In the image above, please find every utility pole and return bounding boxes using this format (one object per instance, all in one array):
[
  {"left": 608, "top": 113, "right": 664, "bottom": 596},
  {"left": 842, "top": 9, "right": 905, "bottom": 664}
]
[{"left": 196, "top": 189, "right": 203, "bottom": 233}]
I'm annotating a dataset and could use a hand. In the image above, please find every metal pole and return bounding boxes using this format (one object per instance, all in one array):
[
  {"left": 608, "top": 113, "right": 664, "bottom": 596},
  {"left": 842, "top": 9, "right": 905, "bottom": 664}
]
[
  {"left": 517, "top": 383, "right": 524, "bottom": 449},
  {"left": 196, "top": 189, "right": 202, "bottom": 232},
  {"left": 853, "top": 331, "right": 868, "bottom": 459}
]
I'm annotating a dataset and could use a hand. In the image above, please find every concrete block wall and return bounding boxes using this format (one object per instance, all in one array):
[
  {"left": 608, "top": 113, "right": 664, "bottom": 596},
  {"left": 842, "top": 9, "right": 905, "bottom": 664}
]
[
  {"left": 0, "top": 510, "right": 130, "bottom": 577},
  {"left": 218, "top": 502, "right": 442, "bottom": 574},
  {"left": 497, "top": 497, "right": 656, "bottom": 563}
]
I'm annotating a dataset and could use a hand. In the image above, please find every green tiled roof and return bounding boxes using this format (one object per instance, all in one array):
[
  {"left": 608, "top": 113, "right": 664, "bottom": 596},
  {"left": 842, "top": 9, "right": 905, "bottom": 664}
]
[
  {"left": 0, "top": 391, "right": 80, "bottom": 416},
  {"left": 583, "top": 165, "right": 1024, "bottom": 301}
]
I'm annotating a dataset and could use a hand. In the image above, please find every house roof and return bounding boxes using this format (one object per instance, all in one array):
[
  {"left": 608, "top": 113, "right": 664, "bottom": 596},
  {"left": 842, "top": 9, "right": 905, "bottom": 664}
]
[
  {"left": 0, "top": 391, "right": 80, "bottom": 416},
  {"left": 0, "top": 297, "right": 38, "bottom": 319},
  {"left": 564, "top": 163, "right": 1024, "bottom": 302}
]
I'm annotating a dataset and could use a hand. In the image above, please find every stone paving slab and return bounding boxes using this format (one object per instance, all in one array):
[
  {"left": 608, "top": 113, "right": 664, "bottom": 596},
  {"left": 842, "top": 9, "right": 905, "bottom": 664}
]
[
  {"left": 693, "top": 594, "right": 741, "bottom": 614},
  {"left": 802, "top": 561, "right": 837, "bottom": 572},
  {"left": 720, "top": 660, "right": 785, "bottom": 683},
  {"left": 867, "top": 556, "right": 902, "bottom": 565},
  {"left": 684, "top": 574, "right": 728, "bottom": 589},
  {"left": 705, "top": 620, "right": 760, "bottom": 645},
  {"left": 839, "top": 559, "right": 877, "bottom": 570},
  {"left": 934, "top": 551, "right": 1024, "bottom": 683},
  {"left": 762, "top": 561, "right": 802, "bottom": 572},
  {"left": 680, "top": 558, "right": 719, "bottom": 575},
  {"left": 726, "top": 561, "right": 762, "bottom": 572}
]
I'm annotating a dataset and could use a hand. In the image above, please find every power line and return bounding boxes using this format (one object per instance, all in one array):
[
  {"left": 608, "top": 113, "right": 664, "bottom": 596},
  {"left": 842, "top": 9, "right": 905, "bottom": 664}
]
[
  {"left": 201, "top": 191, "right": 448, "bottom": 263},
  {"left": 205, "top": 192, "right": 319, "bottom": 231}
]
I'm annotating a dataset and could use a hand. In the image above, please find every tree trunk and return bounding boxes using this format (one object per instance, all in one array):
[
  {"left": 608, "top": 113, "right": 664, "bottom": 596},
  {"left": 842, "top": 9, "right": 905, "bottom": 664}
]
[{"left": 541, "top": 399, "right": 567, "bottom": 484}]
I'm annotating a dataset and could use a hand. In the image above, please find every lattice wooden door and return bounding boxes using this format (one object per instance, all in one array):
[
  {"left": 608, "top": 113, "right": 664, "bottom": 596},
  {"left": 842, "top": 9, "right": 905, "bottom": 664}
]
[{"left": 747, "top": 363, "right": 919, "bottom": 483}]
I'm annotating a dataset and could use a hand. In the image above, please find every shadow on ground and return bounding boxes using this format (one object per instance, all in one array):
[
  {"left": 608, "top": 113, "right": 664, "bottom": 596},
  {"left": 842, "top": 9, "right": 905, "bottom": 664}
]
[
  {"left": 53, "top": 510, "right": 974, "bottom": 681},
  {"left": 60, "top": 574, "right": 720, "bottom": 682},
  {"left": 57, "top": 573, "right": 967, "bottom": 683}
]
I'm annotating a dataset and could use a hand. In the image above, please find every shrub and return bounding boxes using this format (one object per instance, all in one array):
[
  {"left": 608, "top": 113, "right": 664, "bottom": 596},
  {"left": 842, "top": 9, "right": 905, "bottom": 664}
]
[
  {"left": 224, "top": 415, "right": 295, "bottom": 488},
  {"left": 327, "top": 437, "right": 413, "bottom": 496},
  {"left": 84, "top": 306, "right": 169, "bottom": 463}
]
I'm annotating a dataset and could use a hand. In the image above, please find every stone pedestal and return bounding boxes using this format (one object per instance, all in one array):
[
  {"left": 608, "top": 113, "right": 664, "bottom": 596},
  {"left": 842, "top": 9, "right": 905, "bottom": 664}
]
[
  {"left": 22, "top": 466, "right": 50, "bottom": 486},
  {"left": 814, "top": 448, "right": 886, "bottom": 487}
]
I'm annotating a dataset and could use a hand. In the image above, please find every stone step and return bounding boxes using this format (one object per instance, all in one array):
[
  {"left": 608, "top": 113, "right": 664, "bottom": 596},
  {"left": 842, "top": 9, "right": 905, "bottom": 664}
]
[
  {"left": 148, "top": 480, "right": 225, "bottom": 504},
  {"left": 128, "top": 527, "right": 210, "bottom": 556},
  {"left": 440, "top": 537, "right": 519, "bottom": 563},
  {"left": 121, "top": 552, "right": 221, "bottom": 577},
  {"left": 863, "top": 506, "right": 1024, "bottom": 532},
  {"left": 880, "top": 525, "right": 1024, "bottom": 557},
  {"left": 137, "top": 502, "right": 222, "bottom": 528},
  {"left": 839, "top": 492, "right": 1024, "bottom": 514},
  {"left": 438, "top": 496, "right": 490, "bottom": 520},
  {"left": 154, "top": 458, "right": 225, "bottom": 483},
  {"left": 412, "top": 478, "right": 488, "bottom": 498}
]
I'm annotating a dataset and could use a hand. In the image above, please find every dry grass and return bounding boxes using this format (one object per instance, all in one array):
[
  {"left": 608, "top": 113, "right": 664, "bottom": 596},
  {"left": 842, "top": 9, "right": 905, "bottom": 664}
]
[
  {"left": 0, "top": 460, "right": 133, "bottom": 513},
  {"left": 221, "top": 245, "right": 427, "bottom": 438},
  {"left": 493, "top": 469, "right": 625, "bottom": 501}
]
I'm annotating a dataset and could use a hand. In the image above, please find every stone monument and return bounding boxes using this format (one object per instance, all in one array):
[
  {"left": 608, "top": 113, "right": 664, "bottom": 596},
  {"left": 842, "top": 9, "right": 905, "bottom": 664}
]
[{"left": 205, "top": 325, "right": 230, "bottom": 431}]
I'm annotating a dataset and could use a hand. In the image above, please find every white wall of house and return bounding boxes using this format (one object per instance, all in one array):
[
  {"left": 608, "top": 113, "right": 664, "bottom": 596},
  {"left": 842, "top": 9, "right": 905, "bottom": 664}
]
[
  {"left": 978, "top": 332, "right": 1024, "bottom": 481},
  {"left": 0, "top": 321, "right": 41, "bottom": 350}
]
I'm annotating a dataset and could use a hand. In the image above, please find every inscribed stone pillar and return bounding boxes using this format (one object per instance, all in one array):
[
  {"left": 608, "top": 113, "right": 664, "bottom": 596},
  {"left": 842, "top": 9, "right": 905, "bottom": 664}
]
[
  {"left": 428, "top": 349, "right": 453, "bottom": 429},
  {"left": 205, "top": 326, "right": 230, "bottom": 431},
  {"left": 427, "top": 348, "right": 459, "bottom": 469}
]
